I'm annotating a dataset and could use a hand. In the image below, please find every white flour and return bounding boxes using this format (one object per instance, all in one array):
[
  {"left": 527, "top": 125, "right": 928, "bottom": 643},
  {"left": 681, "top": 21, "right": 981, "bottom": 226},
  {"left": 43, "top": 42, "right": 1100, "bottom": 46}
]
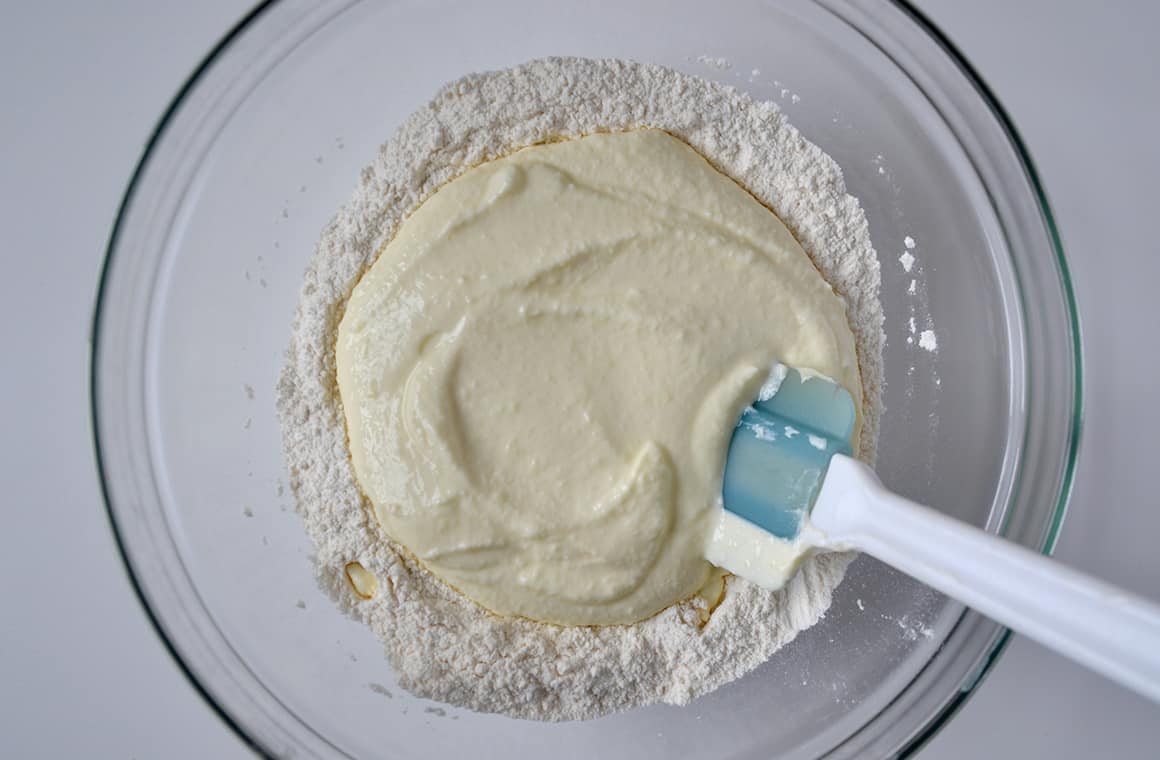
[{"left": 277, "top": 57, "right": 883, "bottom": 721}]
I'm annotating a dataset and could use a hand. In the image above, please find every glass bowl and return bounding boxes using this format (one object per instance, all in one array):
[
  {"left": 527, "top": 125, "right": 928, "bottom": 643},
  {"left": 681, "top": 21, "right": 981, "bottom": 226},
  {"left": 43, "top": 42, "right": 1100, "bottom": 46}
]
[{"left": 91, "top": 0, "right": 1081, "bottom": 757}]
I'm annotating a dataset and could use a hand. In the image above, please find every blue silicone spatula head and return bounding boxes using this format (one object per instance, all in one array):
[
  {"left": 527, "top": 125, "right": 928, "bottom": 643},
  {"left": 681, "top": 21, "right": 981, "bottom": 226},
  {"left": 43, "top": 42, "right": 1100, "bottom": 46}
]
[{"left": 721, "top": 364, "right": 857, "bottom": 540}]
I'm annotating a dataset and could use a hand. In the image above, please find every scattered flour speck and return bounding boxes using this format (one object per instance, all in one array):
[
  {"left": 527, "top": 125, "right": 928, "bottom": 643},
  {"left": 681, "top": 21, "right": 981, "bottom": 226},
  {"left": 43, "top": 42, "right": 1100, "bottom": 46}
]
[{"left": 695, "top": 54, "right": 732, "bottom": 70}]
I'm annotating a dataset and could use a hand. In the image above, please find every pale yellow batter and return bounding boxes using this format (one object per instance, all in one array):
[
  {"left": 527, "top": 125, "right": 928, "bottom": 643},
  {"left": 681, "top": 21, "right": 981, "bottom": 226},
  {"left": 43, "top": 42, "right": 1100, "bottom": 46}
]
[{"left": 336, "top": 129, "right": 860, "bottom": 626}]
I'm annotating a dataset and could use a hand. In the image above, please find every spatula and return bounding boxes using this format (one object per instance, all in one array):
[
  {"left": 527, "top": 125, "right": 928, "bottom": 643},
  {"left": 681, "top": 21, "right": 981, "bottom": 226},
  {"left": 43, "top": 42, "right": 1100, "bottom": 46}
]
[{"left": 706, "top": 363, "right": 1160, "bottom": 702}]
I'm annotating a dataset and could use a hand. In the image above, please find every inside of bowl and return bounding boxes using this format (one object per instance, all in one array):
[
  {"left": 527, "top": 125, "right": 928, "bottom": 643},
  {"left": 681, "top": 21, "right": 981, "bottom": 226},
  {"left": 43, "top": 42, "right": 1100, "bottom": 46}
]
[{"left": 95, "top": 0, "right": 1069, "bottom": 758}]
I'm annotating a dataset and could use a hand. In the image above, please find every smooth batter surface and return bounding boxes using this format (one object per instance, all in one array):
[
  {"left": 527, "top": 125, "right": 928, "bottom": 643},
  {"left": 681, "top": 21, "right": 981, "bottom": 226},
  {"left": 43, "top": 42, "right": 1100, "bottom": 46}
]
[{"left": 336, "top": 129, "right": 861, "bottom": 626}]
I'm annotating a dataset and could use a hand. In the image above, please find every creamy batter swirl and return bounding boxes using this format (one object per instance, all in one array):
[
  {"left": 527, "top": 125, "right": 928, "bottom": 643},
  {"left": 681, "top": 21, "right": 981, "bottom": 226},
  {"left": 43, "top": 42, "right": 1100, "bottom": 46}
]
[{"left": 336, "top": 129, "right": 860, "bottom": 625}]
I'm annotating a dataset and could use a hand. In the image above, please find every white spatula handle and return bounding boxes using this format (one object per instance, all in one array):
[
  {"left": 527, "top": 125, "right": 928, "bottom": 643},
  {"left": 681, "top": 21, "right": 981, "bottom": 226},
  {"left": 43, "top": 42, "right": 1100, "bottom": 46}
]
[{"left": 810, "top": 455, "right": 1160, "bottom": 703}]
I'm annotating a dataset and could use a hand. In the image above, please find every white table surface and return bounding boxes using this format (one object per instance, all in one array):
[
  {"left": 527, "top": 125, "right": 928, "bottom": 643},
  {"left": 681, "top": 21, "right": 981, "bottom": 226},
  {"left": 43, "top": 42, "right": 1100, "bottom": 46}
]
[{"left": 2, "top": 1, "right": 1157, "bottom": 757}]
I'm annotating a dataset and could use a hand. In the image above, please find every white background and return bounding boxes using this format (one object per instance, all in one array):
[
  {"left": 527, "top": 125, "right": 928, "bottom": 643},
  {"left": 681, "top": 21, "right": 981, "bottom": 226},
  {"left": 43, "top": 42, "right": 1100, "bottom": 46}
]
[{"left": 2, "top": 1, "right": 1157, "bottom": 757}]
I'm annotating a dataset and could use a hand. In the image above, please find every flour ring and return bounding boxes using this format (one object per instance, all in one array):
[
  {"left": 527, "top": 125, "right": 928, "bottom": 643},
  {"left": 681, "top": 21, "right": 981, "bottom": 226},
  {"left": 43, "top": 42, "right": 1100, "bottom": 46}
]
[{"left": 277, "top": 57, "right": 883, "bottom": 721}]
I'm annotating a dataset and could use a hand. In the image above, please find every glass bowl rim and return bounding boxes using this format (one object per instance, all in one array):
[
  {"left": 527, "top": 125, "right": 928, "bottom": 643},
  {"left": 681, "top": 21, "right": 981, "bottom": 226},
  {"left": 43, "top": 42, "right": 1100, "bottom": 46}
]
[{"left": 88, "top": 0, "right": 1084, "bottom": 757}]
